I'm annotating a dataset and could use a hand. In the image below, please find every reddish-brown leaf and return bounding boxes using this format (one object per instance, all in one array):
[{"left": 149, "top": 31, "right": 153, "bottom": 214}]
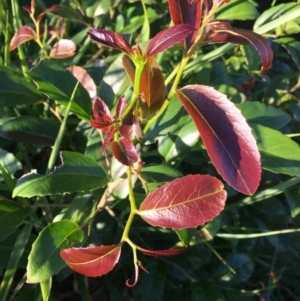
[
  {"left": 88, "top": 29, "right": 133, "bottom": 55},
  {"left": 9, "top": 26, "right": 36, "bottom": 51},
  {"left": 207, "top": 21, "right": 273, "bottom": 73},
  {"left": 37, "top": 5, "right": 60, "bottom": 22},
  {"left": 168, "top": 0, "right": 202, "bottom": 49},
  {"left": 122, "top": 55, "right": 135, "bottom": 84},
  {"left": 139, "top": 174, "right": 226, "bottom": 229},
  {"left": 145, "top": 24, "right": 196, "bottom": 57},
  {"left": 115, "top": 96, "right": 127, "bottom": 119},
  {"left": 138, "top": 247, "right": 186, "bottom": 256},
  {"left": 60, "top": 245, "right": 121, "bottom": 277},
  {"left": 68, "top": 66, "right": 97, "bottom": 100},
  {"left": 110, "top": 138, "right": 139, "bottom": 166},
  {"left": 176, "top": 85, "right": 261, "bottom": 195},
  {"left": 49, "top": 39, "right": 76, "bottom": 59},
  {"left": 119, "top": 110, "right": 142, "bottom": 141}
]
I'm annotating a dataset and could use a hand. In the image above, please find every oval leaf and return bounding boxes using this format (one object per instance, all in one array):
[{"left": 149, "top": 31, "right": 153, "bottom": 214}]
[
  {"left": 50, "top": 39, "right": 76, "bottom": 59},
  {"left": 60, "top": 245, "right": 121, "bottom": 277},
  {"left": 27, "top": 220, "right": 83, "bottom": 283},
  {"left": 9, "top": 26, "right": 36, "bottom": 51},
  {"left": 176, "top": 85, "right": 261, "bottom": 195},
  {"left": 110, "top": 138, "right": 139, "bottom": 166},
  {"left": 139, "top": 174, "right": 227, "bottom": 229},
  {"left": 145, "top": 24, "right": 195, "bottom": 57},
  {"left": 13, "top": 151, "right": 109, "bottom": 197}
]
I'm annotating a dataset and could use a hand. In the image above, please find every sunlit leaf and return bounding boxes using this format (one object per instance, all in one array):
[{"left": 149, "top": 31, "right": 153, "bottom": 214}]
[
  {"left": 176, "top": 85, "right": 261, "bottom": 195},
  {"left": 168, "top": 0, "right": 201, "bottom": 49},
  {"left": 145, "top": 24, "right": 195, "bottom": 57},
  {"left": 119, "top": 109, "right": 142, "bottom": 141},
  {"left": 13, "top": 151, "right": 109, "bottom": 197},
  {"left": 50, "top": 39, "right": 76, "bottom": 59},
  {"left": 60, "top": 245, "right": 121, "bottom": 277},
  {"left": 9, "top": 26, "right": 36, "bottom": 51},
  {"left": 88, "top": 28, "right": 133, "bottom": 55},
  {"left": 110, "top": 138, "right": 139, "bottom": 166},
  {"left": 27, "top": 220, "right": 83, "bottom": 283},
  {"left": 139, "top": 174, "right": 227, "bottom": 229}
]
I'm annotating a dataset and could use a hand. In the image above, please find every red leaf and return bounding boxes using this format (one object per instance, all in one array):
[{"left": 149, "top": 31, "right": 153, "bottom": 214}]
[
  {"left": 168, "top": 0, "right": 202, "bottom": 49},
  {"left": 92, "top": 97, "right": 113, "bottom": 124},
  {"left": 139, "top": 174, "right": 226, "bottom": 229},
  {"left": 145, "top": 24, "right": 196, "bottom": 57},
  {"left": 110, "top": 138, "right": 139, "bottom": 166},
  {"left": 60, "top": 245, "right": 121, "bottom": 277},
  {"left": 68, "top": 66, "right": 97, "bottom": 100},
  {"left": 176, "top": 85, "right": 261, "bottom": 195},
  {"left": 88, "top": 29, "right": 133, "bottom": 55},
  {"left": 9, "top": 26, "right": 36, "bottom": 51},
  {"left": 49, "top": 39, "right": 76, "bottom": 59},
  {"left": 207, "top": 21, "right": 273, "bottom": 73},
  {"left": 119, "top": 110, "right": 142, "bottom": 141},
  {"left": 138, "top": 247, "right": 186, "bottom": 256},
  {"left": 115, "top": 96, "right": 127, "bottom": 119},
  {"left": 37, "top": 5, "right": 60, "bottom": 22}
]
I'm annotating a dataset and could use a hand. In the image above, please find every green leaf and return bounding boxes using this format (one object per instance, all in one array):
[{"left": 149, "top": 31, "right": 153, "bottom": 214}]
[
  {"left": 237, "top": 101, "right": 291, "bottom": 129},
  {"left": 27, "top": 220, "right": 83, "bottom": 283},
  {"left": 0, "top": 150, "right": 22, "bottom": 182},
  {"left": 140, "top": 164, "right": 182, "bottom": 183},
  {"left": 0, "top": 66, "right": 41, "bottom": 106},
  {"left": 251, "top": 124, "right": 300, "bottom": 176},
  {"left": 275, "top": 37, "right": 300, "bottom": 70},
  {"left": 0, "top": 206, "right": 30, "bottom": 242},
  {"left": 0, "top": 116, "right": 60, "bottom": 146},
  {"left": 50, "top": 5, "right": 85, "bottom": 23},
  {"left": 285, "top": 186, "right": 300, "bottom": 218},
  {"left": 40, "top": 278, "right": 52, "bottom": 301},
  {"left": 13, "top": 151, "right": 109, "bottom": 198},
  {"left": 27, "top": 60, "right": 92, "bottom": 121},
  {"left": 216, "top": 0, "right": 259, "bottom": 20}
]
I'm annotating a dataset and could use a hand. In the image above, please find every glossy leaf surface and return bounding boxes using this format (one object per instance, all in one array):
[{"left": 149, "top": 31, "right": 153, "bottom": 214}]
[
  {"left": 27, "top": 60, "right": 92, "bottom": 121},
  {"left": 9, "top": 26, "right": 36, "bottom": 51},
  {"left": 50, "top": 39, "right": 76, "bottom": 59},
  {"left": 27, "top": 220, "right": 83, "bottom": 283},
  {"left": 88, "top": 28, "right": 133, "bottom": 55},
  {"left": 145, "top": 24, "right": 195, "bottom": 57},
  {"left": 168, "top": 0, "right": 201, "bottom": 48},
  {"left": 60, "top": 245, "right": 121, "bottom": 277},
  {"left": 13, "top": 151, "right": 109, "bottom": 197},
  {"left": 139, "top": 175, "right": 226, "bottom": 229},
  {"left": 110, "top": 138, "right": 139, "bottom": 166},
  {"left": 176, "top": 85, "right": 261, "bottom": 195}
]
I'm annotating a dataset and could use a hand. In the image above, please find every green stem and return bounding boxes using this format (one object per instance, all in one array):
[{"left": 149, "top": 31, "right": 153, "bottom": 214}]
[
  {"left": 4, "top": 11, "right": 10, "bottom": 66},
  {"left": 46, "top": 81, "right": 79, "bottom": 175}
]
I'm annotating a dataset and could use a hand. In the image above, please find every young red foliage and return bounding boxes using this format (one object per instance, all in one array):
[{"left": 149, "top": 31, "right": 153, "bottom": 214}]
[
  {"left": 138, "top": 247, "right": 186, "bottom": 256},
  {"left": 176, "top": 85, "right": 261, "bottom": 195},
  {"left": 60, "top": 245, "right": 121, "bottom": 277},
  {"left": 49, "top": 39, "right": 76, "bottom": 59},
  {"left": 110, "top": 138, "right": 139, "bottom": 166},
  {"left": 10, "top": 26, "right": 36, "bottom": 51},
  {"left": 139, "top": 174, "right": 226, "bottom": 229}
]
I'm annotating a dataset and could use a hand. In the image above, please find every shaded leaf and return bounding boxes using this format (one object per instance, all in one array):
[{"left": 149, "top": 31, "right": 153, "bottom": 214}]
[
  {"left": 138, "top": 247, "right": 185, "bottom": 257},
  {"left": 88, "top": 28, "right": 133, "bottom": 55},
  {"left": 0, "top": 149, "right": 22, "bottom": 182},
  {"left": 60, "top": 245, "right": 121, "bottom": 277},
  {"left": 176, "top": 85, "right": 261, "bottom": 195},
  {"left": 37, "top": 5, "right": 60, "bottom": 22},
  {"left": 27, "top": 220, "right": 83, "bottom": 283},
  {"left": 27, "top": 60, "right": 92, "bottom": 120},
  {"left": 275, "top": 37, "right": 300, "bottom": 70},
  {"left": 13, "top": 151, "right": 109, "bottom": 198},
  {"left": 119, "top": 109, "right": 142, "bottom": 141},
  {"left": 0, "top": 116, "right": 60, "bottom": 146},
  {"left": 168, "top": 0, "right": 201, "bottom": 49},
  {"left": 0, "top": 66, "right": 41, "bottom": 106},
  {"left": 145, "top": 24, "right": 195, "bottom": 57},
  {"left": 139, "top": 174, "right": 227, "bottom": 229},
  {"left": 50, "top": 39, "right": 76, "bottom": 59},
  {"left": 110, "top": 138, "right": 139, "bottom": 166},
  {"left": 9, "top": 26, "right": 36, "bottom": 51}
]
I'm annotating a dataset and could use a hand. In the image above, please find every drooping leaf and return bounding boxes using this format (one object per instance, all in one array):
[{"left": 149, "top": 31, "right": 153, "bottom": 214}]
[
  {"left": 168, "top": 0, "right": 201, "bottom": 49},
  {"left": 88, "top": 28, "right": 133, "bottom": 55},
  {"left": 110, "top": 138, "right": 139, "bottom": 166},
  {"left": 9, "top": 26, "right": 36, "bottom": 51},
  {"left": 0, "top": 116, "right": 60, "bottom": 146},
  {"left": 60, "top": 245, "right": 122, "bottom": 277},
  {"left": 207, "top": 21, "right": 273, "bottom": 73},
  {"left": 27, "top": 220, "right": 83, "bottom": 283},
  {"left": 67, "top": 66, "right": 97, "bottom": 99},
  {"left": 251, "top": 124, "right": 300, "bottom": 177},
  {"left": 176, "top": 85, "right": 261, "bottom": 195},
  {"left": 36, "top": 5, "right": 60, "bottom": 22},
  {"left": 0, "top": 66, "right": 41, "bottom": 106},
  {"left": 139, "top": 174, "right": 227, "bottom": 229},
  {"left": 27, "top": 60, "right": 92, "bottom": 121},
  {"left": 13, "top": 151, "right": 109, "bottom": 198},
  {"left": 145, "top": 24, "right": 195, "bottom": 57},
  {"left": 138, "top": 247, "right": 185, "bottom": 257},
  {"left": 49, "top": 39, "right": 76, "bottom": 59}
]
